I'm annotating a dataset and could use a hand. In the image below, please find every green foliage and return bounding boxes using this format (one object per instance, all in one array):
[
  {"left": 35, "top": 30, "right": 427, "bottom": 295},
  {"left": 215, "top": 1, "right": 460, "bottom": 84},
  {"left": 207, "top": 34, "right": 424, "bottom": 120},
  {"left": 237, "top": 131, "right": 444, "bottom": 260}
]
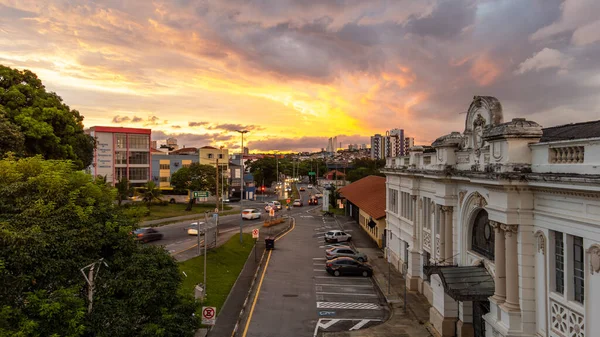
[
  {"left": 0, "top": 156, "right": 199, "bottom": 337},
  {"left": 170, "top": 164, "right": 216, "bottom": 211},
  {"left": 143, "top": 181, "right": 162, "bottom": 203},
  {"left": 115, "top": 178, "right": 134, "bottom": 206},
  {"left": 0, "top": 65, "right": 94, "bottom": 169},
  {"left": 345, "top": 158, "right": 386, "bottom": 182}
]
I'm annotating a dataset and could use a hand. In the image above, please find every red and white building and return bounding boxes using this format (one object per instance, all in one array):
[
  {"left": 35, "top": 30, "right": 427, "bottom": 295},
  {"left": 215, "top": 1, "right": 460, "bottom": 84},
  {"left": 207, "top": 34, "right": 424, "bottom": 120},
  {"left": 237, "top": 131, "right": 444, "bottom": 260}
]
[{"left": 87, "top": 126, "right": 152, "bottom": 186}]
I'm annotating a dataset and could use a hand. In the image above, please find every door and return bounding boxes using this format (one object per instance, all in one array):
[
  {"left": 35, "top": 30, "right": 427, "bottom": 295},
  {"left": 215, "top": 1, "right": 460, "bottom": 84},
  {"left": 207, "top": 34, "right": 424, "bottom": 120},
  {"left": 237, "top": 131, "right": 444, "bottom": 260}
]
[{"left": 473, "top": 301, "right": 490, "bottom": 337}]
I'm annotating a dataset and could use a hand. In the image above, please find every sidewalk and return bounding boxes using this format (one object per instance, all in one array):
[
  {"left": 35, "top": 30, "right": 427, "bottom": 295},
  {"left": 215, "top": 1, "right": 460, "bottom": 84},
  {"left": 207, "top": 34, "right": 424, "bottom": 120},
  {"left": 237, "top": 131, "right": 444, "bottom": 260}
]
[{"left": 324, "top": 217, "right": 435, "bottom": 337}]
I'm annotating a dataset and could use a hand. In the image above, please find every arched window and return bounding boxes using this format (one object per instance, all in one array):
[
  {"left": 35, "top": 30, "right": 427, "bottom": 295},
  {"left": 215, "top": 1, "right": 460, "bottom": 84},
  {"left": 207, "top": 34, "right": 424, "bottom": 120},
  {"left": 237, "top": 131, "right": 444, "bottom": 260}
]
[{"left": 471, "top": 209, "right": 494, "bottom": 260}]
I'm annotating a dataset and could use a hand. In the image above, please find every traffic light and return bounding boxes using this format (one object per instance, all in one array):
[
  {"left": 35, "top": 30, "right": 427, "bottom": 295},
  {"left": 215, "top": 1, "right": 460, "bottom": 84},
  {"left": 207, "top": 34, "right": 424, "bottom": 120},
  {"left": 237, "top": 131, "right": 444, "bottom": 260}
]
[{"left": 261, "top": 186, "right": 265, "bottom": 192}]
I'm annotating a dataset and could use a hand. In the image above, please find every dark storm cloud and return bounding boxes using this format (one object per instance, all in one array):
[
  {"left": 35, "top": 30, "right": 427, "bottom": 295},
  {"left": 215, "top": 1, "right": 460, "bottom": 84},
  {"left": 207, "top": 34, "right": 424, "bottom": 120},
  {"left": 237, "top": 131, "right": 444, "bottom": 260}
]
[
  {"left": 112, "top": 115, "right": 130, "bottom": 123},
  {"left": 132, "top": 116, "right": 143, "bottom": 123},
  {"left": 151, "top": 130, "right": 227, "bottom": 146},
  {"left": 405, "top": 0, "right": 476, "bottom": 39}
]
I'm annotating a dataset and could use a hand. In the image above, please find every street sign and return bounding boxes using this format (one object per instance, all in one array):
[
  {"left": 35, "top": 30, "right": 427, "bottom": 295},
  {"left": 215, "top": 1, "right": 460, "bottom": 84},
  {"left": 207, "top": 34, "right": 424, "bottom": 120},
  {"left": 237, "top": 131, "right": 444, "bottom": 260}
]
[
  {"left": 252, "top": 228, "right": 259, "bottom": 239},
  {"left": 269, "top": 209, "right": 275, "bottom": 217},
  {"left": 308, "top": 171, "right": 316, "bottom": 176},
  {"left": 193, "top": 191, "right": 210, "bottom": 198},
  {"left": 201, "top": 306, "right": 216, "bottom": 325}
]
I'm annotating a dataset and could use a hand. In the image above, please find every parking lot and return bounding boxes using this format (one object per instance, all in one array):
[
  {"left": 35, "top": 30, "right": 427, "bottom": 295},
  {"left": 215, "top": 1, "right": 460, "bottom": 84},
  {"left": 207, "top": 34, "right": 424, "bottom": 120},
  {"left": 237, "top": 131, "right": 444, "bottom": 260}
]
[{"left": 310, "top": 215, "right": 387, "bottom": 336}]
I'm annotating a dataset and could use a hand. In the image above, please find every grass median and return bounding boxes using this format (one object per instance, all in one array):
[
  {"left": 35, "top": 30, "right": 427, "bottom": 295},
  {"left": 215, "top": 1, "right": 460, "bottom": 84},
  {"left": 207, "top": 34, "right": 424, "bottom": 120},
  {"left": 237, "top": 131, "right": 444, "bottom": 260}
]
[
  {"left": 140, "top": 203, "right": 233, "bottom": 221},
  {"left": 178, "top": 233, "right": 254, "bottom": 315}
]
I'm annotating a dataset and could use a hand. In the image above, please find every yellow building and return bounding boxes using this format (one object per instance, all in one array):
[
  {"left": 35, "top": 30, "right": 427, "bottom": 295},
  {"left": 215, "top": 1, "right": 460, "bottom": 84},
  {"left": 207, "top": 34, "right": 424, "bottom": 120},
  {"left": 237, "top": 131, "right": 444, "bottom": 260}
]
[
  {"left": 199, "top": 146, "right": 229, "bottom": 172},
  {"left": 338, "top": 175, "right": 387, "bottom": 247}
]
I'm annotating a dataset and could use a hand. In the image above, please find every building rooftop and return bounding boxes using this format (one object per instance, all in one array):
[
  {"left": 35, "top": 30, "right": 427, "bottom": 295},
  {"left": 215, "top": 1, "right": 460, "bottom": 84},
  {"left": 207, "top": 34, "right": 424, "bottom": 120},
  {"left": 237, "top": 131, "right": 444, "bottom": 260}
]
[
  {"left": 338, "top": 175, "right": 386, "bottom": 219},
  {"left": 540, "top": 120, "right": 600, "bottom": 142},
  {"left": 200, "top": 146, "right": 218, "bottom": 149},
  {"left": 170, "top": 147, "right": 198, "bottom": 155}
]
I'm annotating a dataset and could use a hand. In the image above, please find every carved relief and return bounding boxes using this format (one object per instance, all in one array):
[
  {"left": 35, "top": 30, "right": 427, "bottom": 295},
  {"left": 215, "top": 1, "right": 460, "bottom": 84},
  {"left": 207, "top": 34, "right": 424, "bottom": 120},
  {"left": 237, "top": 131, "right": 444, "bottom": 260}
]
[
  {"left": 534, "top": 231, "right": 546, "bottom": 255},
  {"left": 551, "top": 300, "right": 585, "bottom": 337},
  {"left": 492, "top": 142, "right": 503, "bottom": 161},
  {"left": 423, "top": 231, "right": 431, "bottom": 252},
  {"left": 500, "top": 224, "right": 518, "bottom": 237},
  {"left": 470, "top": 192, "right": 488, "bottom": 210},
  {"left": 569, "top": 310, "right": 585, "bottom": 337},
  {"left": 588, "top": 244, "right": 600, "bottom": 275},
  {"left": 458, "top": 190, "right": 467, "bottom": 207},
  {"left": 436, "top": 236, "right": 440, "bottom": 258}
]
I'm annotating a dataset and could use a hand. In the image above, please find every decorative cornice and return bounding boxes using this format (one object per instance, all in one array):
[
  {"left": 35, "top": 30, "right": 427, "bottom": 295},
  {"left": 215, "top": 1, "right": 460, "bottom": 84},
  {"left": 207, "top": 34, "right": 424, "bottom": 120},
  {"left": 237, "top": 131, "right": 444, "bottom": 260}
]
[
  {"left": 534, "top": 231, "right": 546, "bottom": 255},
  {"left": 441, "top": 206, "right": 453, "bottom": 213},
  {"left": 500, "top": 224, "right": 518, "bottom": 236},
  {"left": 489, "top": 220, "right": 503, "bottom": 229}
]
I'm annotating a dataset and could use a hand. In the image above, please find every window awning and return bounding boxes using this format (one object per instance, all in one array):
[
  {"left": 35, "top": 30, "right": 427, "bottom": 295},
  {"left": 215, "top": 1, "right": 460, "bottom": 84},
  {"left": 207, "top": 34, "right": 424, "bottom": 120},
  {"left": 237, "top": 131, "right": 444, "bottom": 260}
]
[{"left": 428, "top": 265, "right": 495, "bottom": 302}]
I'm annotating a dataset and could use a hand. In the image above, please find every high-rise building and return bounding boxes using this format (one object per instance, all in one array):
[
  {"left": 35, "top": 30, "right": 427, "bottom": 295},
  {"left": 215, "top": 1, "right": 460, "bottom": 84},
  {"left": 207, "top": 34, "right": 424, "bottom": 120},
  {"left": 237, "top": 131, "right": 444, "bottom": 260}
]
[
  {"left": 87, "top": 126, "right": 151, "bottom": 186},
  {"left": 385, "top": 128, "right": 405, "bottom": 158},
  {"left": 370, "top": 134, "right": 384, "bottom": 159},
  {"left": 404, "top": 137, "right": 414, "bottom": 154},
  {"left": 151, "top": 140, "right": 157, "bottom": 149}
]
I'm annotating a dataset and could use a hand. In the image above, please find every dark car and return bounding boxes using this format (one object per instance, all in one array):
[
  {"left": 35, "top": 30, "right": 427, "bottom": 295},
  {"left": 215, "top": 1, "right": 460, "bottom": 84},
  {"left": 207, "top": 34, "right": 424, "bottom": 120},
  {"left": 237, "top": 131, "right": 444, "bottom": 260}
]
[
  {"left": 325, "top": 257, "right": 373, "bottom": 277},
  {"left": 132, "top": 227, "right": 163, "bottom": 243},
  {"left": 308, "top": 196, "right": 318, "bottom": 205}
]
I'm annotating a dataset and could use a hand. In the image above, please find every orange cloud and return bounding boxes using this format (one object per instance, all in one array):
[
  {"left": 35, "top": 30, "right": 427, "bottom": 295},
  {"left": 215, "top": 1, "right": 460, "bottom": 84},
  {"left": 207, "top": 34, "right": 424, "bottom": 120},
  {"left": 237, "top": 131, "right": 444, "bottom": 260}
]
[{"left": 469, "top": 54, "right": 501, "bottom": 86}]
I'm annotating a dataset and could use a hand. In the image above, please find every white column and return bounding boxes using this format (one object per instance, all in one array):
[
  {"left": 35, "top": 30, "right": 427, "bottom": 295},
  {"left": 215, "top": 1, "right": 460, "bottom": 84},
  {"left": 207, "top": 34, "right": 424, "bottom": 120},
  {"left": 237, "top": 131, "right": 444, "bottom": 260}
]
[
  {"left": 438, "top": 205, "right": 446, "bottom": 262},
  {"left": 412, "top": 195, "right": 418, "bottom": 245},
  {"left": 490, "top": 221, "right": 506, "bottom": 303},
  {"left": 500, "top": 224, "right": 520, "bottom": 312},
  {"left": 443, "top": 206, "right": 453, "bottom": 264}
]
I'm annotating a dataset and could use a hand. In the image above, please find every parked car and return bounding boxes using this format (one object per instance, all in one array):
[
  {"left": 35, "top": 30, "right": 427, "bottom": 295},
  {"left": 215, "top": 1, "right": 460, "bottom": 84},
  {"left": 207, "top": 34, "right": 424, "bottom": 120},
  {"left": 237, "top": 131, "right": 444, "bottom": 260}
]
[
  {"left": 326, "top": 246, "right": 368, "bottom": 262},
  {"left": 241, "top": 208, "right": 262, "bottom": 220},
  {"left": 314, "top": 192, "right": 323, "bottom": 199},
  {"left": 187, "top": 222, "right": 205, "bottom": 236},
  {"left": 293, "top": 199, "right": 303, "bottom": 207},
  {"left": 308, "top": 196, "right": 318, "bottom": 205},
  {"left": 132, "top": 228, "right": 163, "bottom": 243},
  {"left": 307, "top": 184, "right": 313, "bottom": 189},
  {"left": 299, "top": 187, "right": 306, "bottom": 191},
  {"left": 326, "top": 257, "right": 373, "bottom": 277},
  {"left": 324, "top": 230, "right": 352, "bottom": 243}
]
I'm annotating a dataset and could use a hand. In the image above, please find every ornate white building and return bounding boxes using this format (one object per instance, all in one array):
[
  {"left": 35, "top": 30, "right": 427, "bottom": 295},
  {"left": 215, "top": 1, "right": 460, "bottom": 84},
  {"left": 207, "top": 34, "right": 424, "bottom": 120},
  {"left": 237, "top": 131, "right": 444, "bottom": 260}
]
[{"left": 383, "top": 96, "right": 600, "bottom": 337}]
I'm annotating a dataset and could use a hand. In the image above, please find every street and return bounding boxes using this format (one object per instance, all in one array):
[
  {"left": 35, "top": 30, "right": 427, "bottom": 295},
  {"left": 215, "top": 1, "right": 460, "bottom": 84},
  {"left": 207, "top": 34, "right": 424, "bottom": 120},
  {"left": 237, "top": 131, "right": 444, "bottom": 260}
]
[
  {"left": 239, "top": 184, "right": 388, "bottom": 337},
  {"left": 149, "top": 187, "right": 320, "bottom": 257}
]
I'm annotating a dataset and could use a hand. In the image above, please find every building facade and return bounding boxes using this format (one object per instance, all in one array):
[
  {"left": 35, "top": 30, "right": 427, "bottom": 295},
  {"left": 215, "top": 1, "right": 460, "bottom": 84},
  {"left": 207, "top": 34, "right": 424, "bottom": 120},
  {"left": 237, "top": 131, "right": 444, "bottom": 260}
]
[
  {"left": 87, "top": 126, "right": 151, "bottom": 186},
  {"left": 371, "top": 134, "right": 384, "bottom": 159},
  {"left": 198, "top": 146, "right": 229, "bottom": 172},
  {"left": 383, "top": 96, "right": 600, "bottom": 337},
  {"left": 385, "top": 128, "right": 406, "bottom": 158},
  {"left": 150, "top": 151, "right": 197, "bottom": 188}
]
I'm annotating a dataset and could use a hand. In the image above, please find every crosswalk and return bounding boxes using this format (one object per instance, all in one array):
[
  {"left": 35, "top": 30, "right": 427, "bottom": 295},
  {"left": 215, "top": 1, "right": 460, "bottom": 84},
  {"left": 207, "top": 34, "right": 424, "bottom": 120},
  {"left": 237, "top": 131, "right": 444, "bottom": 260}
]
[{"left": 316, "top": 302, "right": 380, "bottom": 310}]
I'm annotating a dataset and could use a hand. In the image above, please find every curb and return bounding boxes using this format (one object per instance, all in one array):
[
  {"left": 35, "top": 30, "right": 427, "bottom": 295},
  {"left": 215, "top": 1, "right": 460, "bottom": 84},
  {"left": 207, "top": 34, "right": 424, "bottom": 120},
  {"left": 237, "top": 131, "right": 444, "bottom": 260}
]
[{"left": 228, "top": 217, "right": 295, "bottom": 337}]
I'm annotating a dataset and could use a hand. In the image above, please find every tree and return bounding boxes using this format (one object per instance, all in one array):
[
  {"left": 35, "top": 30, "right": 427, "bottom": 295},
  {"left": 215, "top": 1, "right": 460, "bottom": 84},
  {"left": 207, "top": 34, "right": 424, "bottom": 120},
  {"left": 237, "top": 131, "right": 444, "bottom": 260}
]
[
  {"left": 170, "top": 163, "right": 217, "bottom": 211},
  {"left": 115, "top": 178, "right": 133, "bottom": 206},
  {"left": 345, "top": 158, "right": 386, "bottom": 182},
  {"left": 0, "top": 65, "right": 95, "bottom": 169},
  {"left": 0, "top": 156, "right": 199, "bottom": 336},
  {"left": 142, "top": 180, "right": 162, "bottom": 203}
]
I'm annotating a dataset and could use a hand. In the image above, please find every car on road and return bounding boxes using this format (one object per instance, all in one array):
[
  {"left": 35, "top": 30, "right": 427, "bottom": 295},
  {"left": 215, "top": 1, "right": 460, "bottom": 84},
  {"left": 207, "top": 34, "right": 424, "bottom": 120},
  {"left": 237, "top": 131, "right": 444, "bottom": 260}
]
[
  {"left": 314, "top": 192, "right": 323, "bottom": 199},
  {"left": 299, "top": 187, "right": 306, "bottom": 191},
  {"left": 292, "top": 199, "right": 303, "bottom": 207},
  {"left": 307, "top": 184, "right": 313, "bottom": 189},
  {"left": 132, "top": 227, "right": 163, "bottom": 243},
  {"left": 187, "top": 222, "right": 205, "bottom": 236},
  {"left": 308, "top": 196, "right": 318, "bottom": 205},
  {"left": 265, "top": 202, "right": 278, "bottom": 212},
  {"left": 241, "top": 208, "right": 262, "bottom": 220},
  {"left": 326, "top": 246, "right": 368, "bottom": 262},
  {"left": 326, "top": 257, "right": 373, "bottom": 277},
  {"left": 324, "top": 230, "right": 352, "bottom": 243},
  {"left": 272, "top": 201, "right": 282, "bottom": 210}
]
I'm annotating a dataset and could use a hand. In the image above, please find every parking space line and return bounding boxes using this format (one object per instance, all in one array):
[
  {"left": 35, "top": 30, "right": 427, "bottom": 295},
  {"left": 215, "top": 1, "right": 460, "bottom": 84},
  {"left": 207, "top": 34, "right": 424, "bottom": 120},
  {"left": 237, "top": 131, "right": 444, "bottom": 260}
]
[
  {"left": 312, "top": 257, "right": 326, "bottom": 260},
  {"left": 313, "top": 269, "right": 324, "bottom": 271},
  {"left": 349, "top": 319, "right": 372, "bottom": 331},
  {"left": 313, "top": 263, "right": 325, "bottom": 266},
  {"left": 315, "top": 283, "right": 373, "bottom": 287},
  {"left": 316, "top": 291, "right": 377, "bottom": 296}
]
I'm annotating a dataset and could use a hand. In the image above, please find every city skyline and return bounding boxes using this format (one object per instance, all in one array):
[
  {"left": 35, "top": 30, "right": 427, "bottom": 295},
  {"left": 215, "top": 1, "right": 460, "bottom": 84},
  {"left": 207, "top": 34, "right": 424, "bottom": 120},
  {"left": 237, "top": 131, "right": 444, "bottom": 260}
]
[{"left": 2, "top": 1, "right": 600, "bottom": 152}]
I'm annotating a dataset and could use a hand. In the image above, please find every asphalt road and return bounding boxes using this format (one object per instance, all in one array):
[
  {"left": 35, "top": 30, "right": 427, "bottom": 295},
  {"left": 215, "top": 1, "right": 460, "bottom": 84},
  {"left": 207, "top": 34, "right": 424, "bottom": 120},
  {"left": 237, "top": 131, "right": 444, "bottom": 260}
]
[
  {"left": 240, "top": 185, "right": 387, "bottom": 337},
  {"left": 149, "top": 185, "right": 323, "bottom": 255}
]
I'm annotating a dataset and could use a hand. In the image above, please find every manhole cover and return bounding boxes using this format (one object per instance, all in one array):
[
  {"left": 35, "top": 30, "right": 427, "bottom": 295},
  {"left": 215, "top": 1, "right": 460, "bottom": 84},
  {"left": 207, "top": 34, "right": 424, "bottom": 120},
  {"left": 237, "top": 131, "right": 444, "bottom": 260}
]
[{"left": 283, "top": 294, "right": 298, "bottom": 297}]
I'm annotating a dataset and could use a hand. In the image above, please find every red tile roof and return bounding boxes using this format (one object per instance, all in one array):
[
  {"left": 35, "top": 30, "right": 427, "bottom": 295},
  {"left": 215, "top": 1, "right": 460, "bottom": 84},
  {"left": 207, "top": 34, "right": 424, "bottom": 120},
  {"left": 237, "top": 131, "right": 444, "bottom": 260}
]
[
  {"left": 338, "top": 175, "right": 386, "bottom": 220},
  {"left": 171, "top": 147, "right": 198, "bottom": 154}
]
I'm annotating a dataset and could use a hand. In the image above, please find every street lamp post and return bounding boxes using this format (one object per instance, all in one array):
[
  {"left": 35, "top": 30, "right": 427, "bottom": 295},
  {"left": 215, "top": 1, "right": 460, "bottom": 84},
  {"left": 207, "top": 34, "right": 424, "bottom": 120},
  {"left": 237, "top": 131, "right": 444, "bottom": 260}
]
[
  {"left": 236, "top": 130, "right": 248, "bottom": 243},
  {"left": 220, "top": 146, "right": 225, "bottom": 212}
]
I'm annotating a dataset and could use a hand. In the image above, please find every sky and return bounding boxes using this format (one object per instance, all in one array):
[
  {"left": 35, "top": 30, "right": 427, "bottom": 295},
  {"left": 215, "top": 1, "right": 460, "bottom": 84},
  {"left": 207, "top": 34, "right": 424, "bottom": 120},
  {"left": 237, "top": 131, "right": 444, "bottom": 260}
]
[{"left": 2, "top": 0, "right": 600, "bottom": 152}]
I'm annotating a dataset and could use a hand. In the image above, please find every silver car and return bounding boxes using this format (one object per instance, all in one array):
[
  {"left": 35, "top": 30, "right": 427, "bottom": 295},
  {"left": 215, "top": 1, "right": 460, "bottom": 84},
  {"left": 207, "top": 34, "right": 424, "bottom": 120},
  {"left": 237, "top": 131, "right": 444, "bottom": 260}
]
[{"left": 325, "top": 246, "right": 368, "bottom": 262}]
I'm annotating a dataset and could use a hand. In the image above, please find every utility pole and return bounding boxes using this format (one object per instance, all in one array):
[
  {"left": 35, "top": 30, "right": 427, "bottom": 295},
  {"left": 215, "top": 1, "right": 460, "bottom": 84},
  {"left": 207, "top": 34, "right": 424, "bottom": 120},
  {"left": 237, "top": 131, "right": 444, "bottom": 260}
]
[
  {"left": 197, "top": 215, "right": 202, "bottom": 255},
  {"left": 216, "top": 157, "right": 219, "bottom": 211},
  {"left": 236, "top": 130, "right": 248, "bottom": 243},
  {"left": 275, "top": 152, "right": 279, "bottom": 196},
  {"left": 204, "top": 212, "right": 209, "bottom": 299},
  {"left": 220, "top": 146, "right": 225, "bottom": 211}
]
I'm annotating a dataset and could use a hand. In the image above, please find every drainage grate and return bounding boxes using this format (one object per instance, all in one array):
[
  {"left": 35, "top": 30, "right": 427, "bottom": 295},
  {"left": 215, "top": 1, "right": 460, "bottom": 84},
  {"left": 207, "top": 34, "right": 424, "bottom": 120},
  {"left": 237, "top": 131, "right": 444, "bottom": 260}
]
[{"left": 282, "top": 294, "right": 298, "bottom": 297}]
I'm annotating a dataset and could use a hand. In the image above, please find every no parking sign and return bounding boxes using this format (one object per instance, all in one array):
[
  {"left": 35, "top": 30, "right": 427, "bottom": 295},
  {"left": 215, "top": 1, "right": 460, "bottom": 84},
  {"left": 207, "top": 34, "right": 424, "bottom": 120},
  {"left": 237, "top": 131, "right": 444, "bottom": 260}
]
[{"left": 202, "top": 306, "right": 216, "bottom": 325}]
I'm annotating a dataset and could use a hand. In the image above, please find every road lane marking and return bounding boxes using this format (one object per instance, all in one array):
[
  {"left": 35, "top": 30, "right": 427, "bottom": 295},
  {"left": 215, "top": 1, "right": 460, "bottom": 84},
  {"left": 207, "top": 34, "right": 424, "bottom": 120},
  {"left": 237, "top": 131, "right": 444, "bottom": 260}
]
[
  {"left": 316, "top": 292, "right": 377, "bottom": 297},
  {"left": 349, "top": 319, "right": 371, "bottom": 330},
  {"left": 316, "top": 302, "right": 380, "bottom": 310},
  {"left": 242, "top": 217, "right": 295, "bottom": 337},
  {"left": 313, "top": 269, "right": 324, "bottom": 271},
  {"left": 312, "top": 257, "right": 326, "bottom": 260},
  {"left": 241, "top": 250, "right": 272, "bottom": 337},
  {"left": 315, "top": 283, "right": 373, "bottom": 287}
]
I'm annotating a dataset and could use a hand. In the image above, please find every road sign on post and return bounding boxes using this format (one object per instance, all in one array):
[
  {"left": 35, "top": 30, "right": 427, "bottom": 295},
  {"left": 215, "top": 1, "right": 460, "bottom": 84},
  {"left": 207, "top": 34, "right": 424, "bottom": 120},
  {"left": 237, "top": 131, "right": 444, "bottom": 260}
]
[
  {"left": 252, "top": 228, "right": 259, "bottom": 239},
  {"left": 308, "top": 171, "right": 316, "bottom": 176},
  {"left": 201, "top": 306, "right": 216, "bottom": 325},
  {"left": 193, "top": 191, "right": 210, "bottom": 198}
]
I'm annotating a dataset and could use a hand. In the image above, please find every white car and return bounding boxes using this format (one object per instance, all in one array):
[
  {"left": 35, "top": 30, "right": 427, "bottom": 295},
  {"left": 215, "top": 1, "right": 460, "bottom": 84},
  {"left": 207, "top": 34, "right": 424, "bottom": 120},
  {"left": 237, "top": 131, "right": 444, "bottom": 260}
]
[
  {"left": 324, "top": 230, "right": 352, "bottom": 243},
  {"left": 307, "top": 184, "right": 313, "bottom": 189},
  {"left": 242, "top": 208, "right": 262, "bottom": 220},
  {"left": 187, "top": 222, "right": 205, "bottom": 236},
  {"left": 272, "top": 201, "right": 282, "bottom": 210}
]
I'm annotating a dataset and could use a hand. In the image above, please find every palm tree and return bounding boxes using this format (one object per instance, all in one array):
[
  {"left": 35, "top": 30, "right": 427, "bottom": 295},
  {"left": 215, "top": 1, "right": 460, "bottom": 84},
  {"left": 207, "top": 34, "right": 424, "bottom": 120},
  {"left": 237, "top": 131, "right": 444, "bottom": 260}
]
[
  {"left": 143, "top": 180, "right": 162, "bottom": 203},
  {"left": 115, "top": 177, "right": 133, "bottom": 206}
]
